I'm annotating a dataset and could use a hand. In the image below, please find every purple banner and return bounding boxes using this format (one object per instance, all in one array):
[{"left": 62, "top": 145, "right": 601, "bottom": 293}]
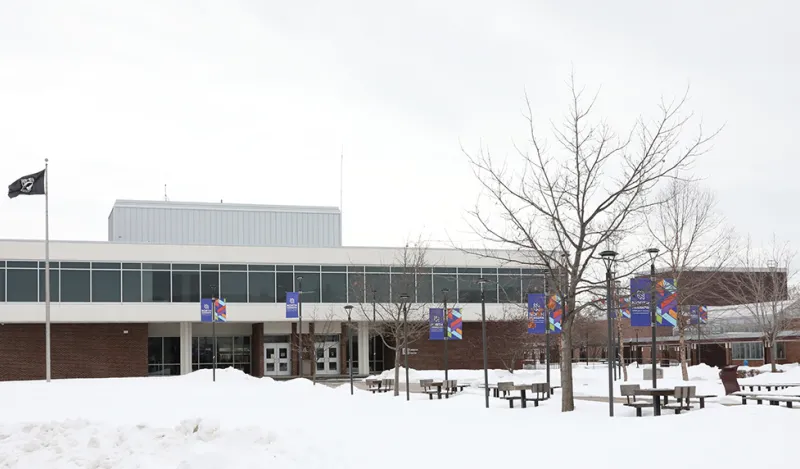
[
  {"left": 429, "top": 308, "right": 445, "bottom": 340},
  {"left": 630, "top": 278, "right": 651, "bottom": 327},
  {"left": 527, "top": 293, "right": 546, "bottom": 334}
]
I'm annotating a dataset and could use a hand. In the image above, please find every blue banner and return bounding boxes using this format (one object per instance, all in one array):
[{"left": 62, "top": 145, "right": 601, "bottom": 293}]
[
  {"left": 690, "top": 305, "right": 708, "bottom": 325},
  {"left": 527, "top": 293, "right": 546, "bottom": 334},
  {"left": 429, "top": 308, "right": 445, "bottom": 340},
  {"left": 630, "top": 278, "right": 651, "bottom": 327},
  {"left": 200, "top": 298, "right": 214, "bottom": 323},
  {"left": 286, "top": 292, "right": 299, "bottom": 318}
]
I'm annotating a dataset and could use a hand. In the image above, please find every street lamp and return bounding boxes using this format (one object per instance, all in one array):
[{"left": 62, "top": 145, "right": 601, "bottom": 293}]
[
  {"left": 442, "top": 288, "right": 450, "bottom": 383},
  {"left": 399, "top": 293, "right": 410, "bottom": 401},
  {"left": 646, "top": 247, "right": 660, "bottom": 388},
  {"left": 599, "top": 250, "right": 617, "bottom": 417},
  {"left": 478, "top": 277, "right": 489, "bottom": 409},
  {"left": 297, "top": 275, "right": 304, "bottom": 379},
  {"left": 371, "top": 289, "right": 377, "bottom": 374},
  {"left": 345, "top": 304, "right": 354, "bottom": 395},
  {"left": 210, "top": 284, "right": 218, "bottom": 383}
]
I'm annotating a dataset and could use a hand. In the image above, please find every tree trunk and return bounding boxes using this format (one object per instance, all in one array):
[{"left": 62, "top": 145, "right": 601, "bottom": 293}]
[
  {"left": 678, "top": 328, "right": 689, "bottom": 381},
  {"left": 560, "top": 320, "right": 575, "bottom": 412},
  {"left": 770, "top": 338, "right": 778, "bottom": 373},
  {"left": 616, "top": 315, "right": 628, "bottom": 381},
  {"left": 393, "top": 346, "right": 401, "bottom": 397}
]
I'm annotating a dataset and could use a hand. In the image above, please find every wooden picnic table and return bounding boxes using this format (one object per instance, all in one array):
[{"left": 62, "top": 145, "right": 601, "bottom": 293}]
[
  {"left": 635, "top": 388, "right": 675, "bottom": 416},
  {"left": 503, "top": 384, "right": 549, "bottom": 408},
  {"left": 739, "top": 383, "right": 800, "bottom": 392}
]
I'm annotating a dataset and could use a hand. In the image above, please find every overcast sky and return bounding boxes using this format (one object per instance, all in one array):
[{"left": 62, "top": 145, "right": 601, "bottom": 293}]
[{"left": 1, "top": 0, "right": 798, "bottom": 253}]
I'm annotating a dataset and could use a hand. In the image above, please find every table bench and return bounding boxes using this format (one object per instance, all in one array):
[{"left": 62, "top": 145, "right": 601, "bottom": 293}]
[
  {"left": 691, "top": 394, "right": 717, "bottom": 409},
  {"left": 366, "top": 378, "right": 394, "bottom": 394},
  {"left": 621, "top": 384, "right": 655, "bottom": 417},
  {"left": 740, "top": 383, "right": 800, "bottom": 392},
  {"left": 500, "top": 383, "right": 549, "bottom": 408},
  {"left": 734, "top": 392, "right": 800, "bottom": 407}
]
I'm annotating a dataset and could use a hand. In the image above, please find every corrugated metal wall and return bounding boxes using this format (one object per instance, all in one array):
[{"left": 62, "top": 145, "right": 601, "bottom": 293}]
[{"left": 108, "top": 201, "right": 342, "bottom": 247}]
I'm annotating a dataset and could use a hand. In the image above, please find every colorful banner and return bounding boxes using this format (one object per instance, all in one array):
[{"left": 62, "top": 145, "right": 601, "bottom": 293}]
[
  {"left": 547, "top": 294, "right": 563, "bottom": 334},
  {"left": 286, "top": 292, "right": 299, "bottom": 318},
  {"left": 447, "top": 308, "right": 463, "bottom": 340},
  {"left": 630, "top": 278, "right": 651, "bottom": 327},
  {"left": 690, "top": 305, "right": 708, "bottom": 325},
  {"left": 200, "top": 298, "right": 214, "bottom": 323},
  {"left": 619, "top": 297, "right": 631, "bottom": 319},
  {"left": 214, "top": 298, "right": 227, "bottom": 322},
  {"left": 656, "top": 279, "right": 678, "bottom": 327},
  {"left": 527, "top": 293, "right": 546, "bottom": 334},
  {"left": 429, "top": 308, "right": 445, "bottom": 340}
]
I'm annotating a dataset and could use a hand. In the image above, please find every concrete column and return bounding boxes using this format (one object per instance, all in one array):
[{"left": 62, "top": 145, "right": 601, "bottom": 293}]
[
  {"left": 180, "top": 321, "right": 192, "bottom": 375},
  {"left": 358, "top": 321, "right": 370, "bottom": 376}
]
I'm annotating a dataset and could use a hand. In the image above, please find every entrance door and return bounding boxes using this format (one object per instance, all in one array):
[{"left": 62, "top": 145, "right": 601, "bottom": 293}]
[
  {"left": 264, "top": 343, "right": 291, "bottom": 376},
  {"left": 315, "top": 340, "right": 340, "bottom": 376}
]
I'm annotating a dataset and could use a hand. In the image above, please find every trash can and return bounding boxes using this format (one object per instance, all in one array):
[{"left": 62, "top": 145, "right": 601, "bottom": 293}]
[{"left": 719, "top": 365, "right": 740, "bottom": 395}]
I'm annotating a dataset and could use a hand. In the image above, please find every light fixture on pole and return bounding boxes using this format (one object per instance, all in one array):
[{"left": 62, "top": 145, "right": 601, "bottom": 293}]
[
  {"left": 478, "top": 277, "right": 489, "bottom": 409},
  {"left": 399, "top": 293, "right": 410, "bottom": 401},
  {"left": 645, "top": 247, "right": 660, "bottom": 389},
  {"left": 345, "top": 304, "right": 354, "bottom": 395},
  {"left": 297, "top": 275, "right": 304, "bottom": 379},
  {"left": 371, "top": 289, "right": 377, "bottom": 374},
  {"left": 210, "top": 284, "right": 218, "bottom": 383},
  {"left": 442, "top": 288, "right": 450, "bottom": 383},
  {"left": 599, "top": 250, "right": 618, "bottom": 417}
]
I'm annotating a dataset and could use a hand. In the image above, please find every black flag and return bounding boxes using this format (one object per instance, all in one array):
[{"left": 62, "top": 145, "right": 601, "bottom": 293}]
[{"left": 8, "top": 169, "right": 46, "bottom": 199}]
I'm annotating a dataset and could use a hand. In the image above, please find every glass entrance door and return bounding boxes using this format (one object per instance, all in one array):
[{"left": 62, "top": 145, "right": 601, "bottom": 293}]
[
  {"left": 264, "top": 343, "right": 291, "bottom": 376},
  {"left": 315, "top": 339, "right": 340, "bottom": 376}
]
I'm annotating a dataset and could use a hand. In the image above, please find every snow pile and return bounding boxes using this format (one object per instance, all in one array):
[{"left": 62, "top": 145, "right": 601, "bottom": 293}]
[{"left": 0, "top": 368, "right": 797, "bottom": 468}]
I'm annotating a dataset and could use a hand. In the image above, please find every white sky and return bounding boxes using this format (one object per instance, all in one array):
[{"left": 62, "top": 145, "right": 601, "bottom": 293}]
[{"left": 1, "top": 0, "right": 798, "bottom": 251}]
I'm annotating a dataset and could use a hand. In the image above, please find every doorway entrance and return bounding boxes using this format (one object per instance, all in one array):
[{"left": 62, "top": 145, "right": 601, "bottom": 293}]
[
  {"left": 264, "top": 343, "right": 291, "bottom": 376},
  {"left": 315, "top": 336, "right": 340, "bottom": 376}
]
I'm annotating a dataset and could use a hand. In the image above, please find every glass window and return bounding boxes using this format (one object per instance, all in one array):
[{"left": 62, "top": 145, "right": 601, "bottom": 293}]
[
  {"left": 8, "top": 261, "right": 37, "bottom": 268},
  {"left": 92, "top": 270, "right": 121, "bottom": 302},
  {"left": 60, "top": 269, "right": 90, "bottom": 302},
  {"left": 348, "top": 273, "right": 365, "bottom": 303},
  {"left": 220, "top": 264, "right": 247, "bottom": 271},
  {"left": 524, "top": 274, "right": 546, "bottom": 294},
  {"left": 391, "top": 271, "right": 415, "bottom": 303},
  {"left": 276, "top": 265, "right": 293, "bottom": 272},
  {"left": 201, "top": 271, "right": 219, "bottom": 299},
  {"left": 173, "top": 263, "right": 200, "bottom": 271},
  {"left": 123, "top": 270, "right": 142, "bottom": 302},
  {"left": 459, "top": 268, "right": 481, "bottom": 274},
  {"left": 192, "top": 337, "right": 199, "bottom": 363},
  {"left": 481, "top": 276, "right": 498, "bottom": 303},
  {"left": 234, "top": 336, "right": 251, "bottom": 364},
  {"left": 321, "top": 273, "right": 347, "bottom": 303},
  {"left": 38, "top": 268, "right": 59, "bottom": 302},
  {"left": 122, "top": 263, "right": 141, "bottom": 270},
  {"left": 8, "top": 269, "right": 38, "bottom": 301},
  {"left": 198, "top": 337, "right": 214, "bottom": 363},
  {"left": 143, "top": 270, "right": 170, "bottom": 302},
  {"left": 417, "top": 273, "right": 433, "bottom": 303},
  {"left": 297, "top": 273, "right": 319, "bottom": 303},
  {"left": 220, "top": 271, "right": 247, "bottom": 303},
  {"left": 217, "top": 337, "right": 234, "bottom": 363},
  {"left": 61, "top": 262, "right": 90, "bottom": 269},
  {"left": 248, "top": 271, "right": 275, "bottom": 303},
  {"left": 732, "top": 342, "right": 764, "bottom": 360},
  {"left": 163, "top": 337, "right": 180, "bottom": 364},
  {"left": 433, "top": 275, "right": 457, "bottom": 304},
  {"left": 172, "top": 271, "right": 200, "bottom": 302},
  {"left": 498, "top": 275, "right": 521, "bottom": 303},
  {"left": 276, "top": 272, "right": 294, "bottom": 302},
  {"left": 248, "top": 264, "right": 274, "bottom": 271},
  {"left": 458, "top": 274, "right": 482, "bottom": 303},
  {"left": 142, "top": 263, "right": 170, "bottom": 270},
  {"left": 0, "top": 268, "right": 4, "bottom": 301},
  {"left": 201, "top": 264, "right": 219, "bottom": 271},
  {"left": 321, "top": 265, "right": 346, "bottom": 272},
  {"left": 365, "top": 274, "right": 389, "bottom": 303},
  {"left": 148, "top": 337, "right": 163, "bottom": 365},
  {"left": 92, "top": 262, "right": 120, "bottom": 270}
]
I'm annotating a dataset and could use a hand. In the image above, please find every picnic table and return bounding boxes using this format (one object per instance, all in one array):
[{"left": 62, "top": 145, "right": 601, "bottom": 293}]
[
  {"left": 635, "top": 388, "right": 675, "bottom": 416},
  {"left": 479, "top": 382, "right": 558, "bottom": 398},
  {"left": 499, "top": 383, "right": 549, "bottom": 408},
  {"left": 739, "top": 383, "right": 800, "bottom": 392},
  {"left": 366, "top": 378, "right": 394, "bottom": 394}
]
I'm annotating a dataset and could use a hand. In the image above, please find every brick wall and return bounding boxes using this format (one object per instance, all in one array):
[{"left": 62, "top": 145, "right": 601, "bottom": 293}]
[
  {"left": 251, "top": 323, "right": 264, "bottom": 377},
  {"left": 0, "top": 323, "right": 147, "bottom": 381}
]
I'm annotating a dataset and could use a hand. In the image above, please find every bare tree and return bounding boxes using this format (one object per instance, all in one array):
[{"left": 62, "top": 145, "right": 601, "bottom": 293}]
[
  {"left": 464, "top": 73, "right": 718, "bottom": 411},
  {"left": 482, "top": 303, "right": 543, "bottom": 373},
  {"left": 352, "top": 241, "right": 431, "bottom": 396},
  {"left": 646, "top": 179, "right": 733, "bottom": 380},
  {"left": 613, "top": 280, "right": 629, "bottom": 381},
  {"left": 293, "top": 307, "right": 340, "bottom": 384},
  {"left": 722, "top": 237, "right": 798, "bottom": 372}
]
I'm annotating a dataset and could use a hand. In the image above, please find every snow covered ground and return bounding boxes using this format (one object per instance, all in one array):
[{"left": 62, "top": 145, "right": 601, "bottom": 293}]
[{"left": 0, "top": 365, "right": 797, "bottom": 468}]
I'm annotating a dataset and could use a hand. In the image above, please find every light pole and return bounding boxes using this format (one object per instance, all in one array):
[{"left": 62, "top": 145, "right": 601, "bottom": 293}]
[
  {"left": 600, "top": 250, "right": 617, "bottom": 417},
  {"left": 345, "top": 304, "right": 354, "bottom": 395},
  {"left": 560, "top": 252, "right": 569, "bottom": 377},
  {"left": 442, "top": 288, "right": 450, "bottom": 383},
  {"left": 544, "top": 272, "right": 550, "bottom": 391},
  {"left": 211, "top": 284, "right": 218, "bottom": 383},
  {"left": 297, "top": 275, "right": 304, "bottom": 379},
  {"left": 478, "top": 277, "right": 489, "bottom": 409},
  {"left": 372, "top": 289, "right": 377, "bottom": 374},
  {"left": 400, "top": 293, "right": 410, "bottom": 401},
  {"left": 646, "top": 247, "right": 659, "bottom": 388}
]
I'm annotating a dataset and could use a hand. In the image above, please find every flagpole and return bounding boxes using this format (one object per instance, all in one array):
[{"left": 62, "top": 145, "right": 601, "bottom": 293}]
[{"left": 44, "top": 158, "right": 51, "bottom": 382}]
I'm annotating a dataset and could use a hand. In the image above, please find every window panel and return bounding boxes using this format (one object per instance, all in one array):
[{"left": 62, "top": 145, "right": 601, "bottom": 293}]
[
  {"left": 321, "top": 265, "right": 346, "bottom": 272},
  {"left": 391, "top": 271, "right": 415, "bottom": 303},
  {"left": 417, "top": 273, "right": 433, "bottom": 303},
  {"left": 216, "top": 337, "right": 234, "bottom": 363},
  {"left": 0, "top": 269, "right": 4, "bottom": 301},
  {"left": 481, "top": 275, "right": 498, "bottom": 303},
  {"left": 173, "top": 263, "right": 200, "bottom": 271},
  {"left": 60, "top": 269, "right": 90, "bottom": 302},
  {"left": 148, "top": 337, "right": 163, "bottom": 365},
  {"left": 123, "top": 270, "right": 142, "bottom": 302},
  {"left": 248, "top": 264, "right": 274, "bottom": 271},
  {"left": 220, "top": 271, "right": 247, "bottom": 303},
  {"left": 61, "top": 262, "right": 89, "bottom": 269},
  {"left": 201, "top": 264, "right": 219, "bottom": 271},
  {"left": 365, "top": 274, "right": 390, "bottom": 303},
  {"left": 142, "top": 270, "right": 170, "bottom": 302},
  {"left": 498, "top": 275, "right": 522, "bottom": 303},
  {"left": 163, "top": 337, "right": 180, "bottom": 364},
  {"left": 172, "top": 271, "right": 200, "bottom": 303},
  {"left": 276, "top": 273, "right": 294, "bottom": 302},
  {"left": 234, "top": 336, "right": 251, "bottom": 364},
  {"left": 92, "top": 262, "right": 121, "bottom": 270},
  {"left": 321, "top": 273, "right": 347, "bottom": 303},
  {"left": 457, "top": 274, "right": 482, "bottom": 303},
  {"left": 297, "top": 273, "right": 320, "bottom": 303},
  {"left": 433, "top": 275, "right": 457, "bottom": 304},
  {"left": 276, "top": 265, "right": 293, "bottom": 272},
  {"left": 201, "top": 271, "right": 219, "bottom": 299},
  {"left": 38, "top": 268, "right": 60, "bottom": 302},
  {"left": 8, "top": 268, "right": 37, "bottom": 301},
  {"left": 220, "top": 264, "right": 247, "bottom": 271},
  {"left": 122, "top": 263, "right": 141, "bottom": 270},
  {"left": 92, "top": 270, "right": 121, "bottom": 302},
  {"left": 198, "top": 337, "right": 214, "bottom": 363},
  {"left": 248, "top": 272, "right": 275, "bottom": 303},
  {"left": 348, "top": 273, "right": 365, "bottom": 303},
  {"left": 8, "top": 261, "right": 37, "bottom": 268},
  {"left": 524, "top": 274, "right": 546, "bottom": 294}
]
